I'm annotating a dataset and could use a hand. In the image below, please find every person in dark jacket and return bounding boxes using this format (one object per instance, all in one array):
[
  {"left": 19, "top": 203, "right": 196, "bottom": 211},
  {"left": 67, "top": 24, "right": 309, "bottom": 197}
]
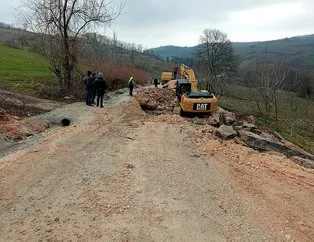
[
  {"left": 83, "top": 70, "right": 92, "bottom": 106},
  {"left": 93, "top": 72, "right": 107, "bottom": 108},
  {"left": 153, "top": 77, "right": 158, "bottom": 87},
  {"left": 173, "top": 66, "right": 178, "bottom": 79},
  {"left": 90, "top": 73, "right": 97, "bottom": 104}
]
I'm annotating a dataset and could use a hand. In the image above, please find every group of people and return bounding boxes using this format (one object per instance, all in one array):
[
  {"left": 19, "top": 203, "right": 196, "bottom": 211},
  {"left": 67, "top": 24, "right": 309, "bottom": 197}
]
[
  {"left": 83, "top": 71, "right": 137, "bottom": 107},
  {"left": 83, "top": 71, "right": 107, "bottom": 108}
]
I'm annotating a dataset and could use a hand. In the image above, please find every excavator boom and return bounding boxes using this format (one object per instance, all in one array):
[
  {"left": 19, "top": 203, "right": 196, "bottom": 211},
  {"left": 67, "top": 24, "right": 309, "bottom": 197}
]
[{"left": 178, "top": 64, "right": 198, "bottom": 92}]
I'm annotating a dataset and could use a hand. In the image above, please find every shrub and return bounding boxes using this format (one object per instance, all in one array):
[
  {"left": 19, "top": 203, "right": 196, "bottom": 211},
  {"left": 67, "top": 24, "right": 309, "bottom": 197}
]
[{"left": 86, "top": 58, "right": 151, "bottom": 89}]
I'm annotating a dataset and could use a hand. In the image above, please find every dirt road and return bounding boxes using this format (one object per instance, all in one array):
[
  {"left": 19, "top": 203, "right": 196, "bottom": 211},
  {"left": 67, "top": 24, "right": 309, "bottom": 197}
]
[{"left": 0, "top": 91, "right": 314, "bottom": 241}]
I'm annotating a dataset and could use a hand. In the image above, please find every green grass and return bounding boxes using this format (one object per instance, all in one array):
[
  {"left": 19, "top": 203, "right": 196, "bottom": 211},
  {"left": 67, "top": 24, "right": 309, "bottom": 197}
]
[
  {"left": 304, "top": 56, "right": 314, "bottom": 65},
  {"left": 0, "top": 43, "right": 55, "bottom": 93},
  {"left": 220, "top": 84, "right": 314, "bottom": 154}
]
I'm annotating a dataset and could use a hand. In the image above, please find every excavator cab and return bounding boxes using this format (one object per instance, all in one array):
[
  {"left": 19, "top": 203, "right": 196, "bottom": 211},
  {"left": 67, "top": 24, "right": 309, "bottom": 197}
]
[{"left": 176, "top": 79, "right": 191, "bottom": 101}]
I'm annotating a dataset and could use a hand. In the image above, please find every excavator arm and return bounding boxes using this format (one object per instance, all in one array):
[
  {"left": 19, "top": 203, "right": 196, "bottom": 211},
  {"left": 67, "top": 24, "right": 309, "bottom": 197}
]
[{"left": 179, "top": 64, "right": 199, "bottom": 92}]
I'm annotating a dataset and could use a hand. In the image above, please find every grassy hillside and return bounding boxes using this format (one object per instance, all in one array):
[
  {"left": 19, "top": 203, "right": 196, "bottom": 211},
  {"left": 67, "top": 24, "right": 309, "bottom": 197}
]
[
  {"left": 0, "top": 27, "right": 173, "bottom": 95},
  {"left": 220, "top": 84, "right": 314, "bottom": 154},
  {"left": 0, "top": 44, "right": 54, "bottom": 93}
]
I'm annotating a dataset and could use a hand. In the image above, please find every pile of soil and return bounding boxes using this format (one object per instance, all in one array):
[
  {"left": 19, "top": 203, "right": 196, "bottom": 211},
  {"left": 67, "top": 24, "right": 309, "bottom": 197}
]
[
  {"left": 134, "top": 88, "right": 177, "bottom": 114},
  {"left": 163, "top": 79, "right": 177, "bottom": 89}
]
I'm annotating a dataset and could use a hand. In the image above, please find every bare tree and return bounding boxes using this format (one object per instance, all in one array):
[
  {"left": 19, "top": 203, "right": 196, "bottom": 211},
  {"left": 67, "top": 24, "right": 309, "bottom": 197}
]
[
  {"left": 294, "top": 67, "right": 312, "bottom": 117},
  {"left": 251, "top": 60, "right": 289, "bottom": 125},
  {"left": 19, "top": 0, "right": 125, "bottom": 94},
  {"left": 195, "top": 29, "right": 236, "bottom": 98}
]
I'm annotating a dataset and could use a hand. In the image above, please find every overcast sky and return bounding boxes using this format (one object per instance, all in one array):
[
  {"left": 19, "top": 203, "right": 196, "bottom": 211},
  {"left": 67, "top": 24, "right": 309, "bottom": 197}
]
[{"left": 1, "top": 0, "right": 314, "bottom": 48}]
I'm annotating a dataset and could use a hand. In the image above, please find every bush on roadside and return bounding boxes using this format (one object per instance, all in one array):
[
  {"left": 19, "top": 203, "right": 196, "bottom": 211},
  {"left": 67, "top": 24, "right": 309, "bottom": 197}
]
[{"left": 86, "top": 58, "right": 151, "bottom": 88}]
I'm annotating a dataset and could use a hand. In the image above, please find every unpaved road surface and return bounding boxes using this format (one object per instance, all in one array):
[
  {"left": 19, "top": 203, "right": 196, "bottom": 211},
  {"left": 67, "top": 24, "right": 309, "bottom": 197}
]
[{"left": 1, "top": 91, "right": 314, "bottom": 241}]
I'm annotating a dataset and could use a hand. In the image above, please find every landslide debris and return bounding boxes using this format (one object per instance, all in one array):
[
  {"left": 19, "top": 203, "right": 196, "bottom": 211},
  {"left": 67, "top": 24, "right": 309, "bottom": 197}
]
[
  {"left": 134, "top": 88, "right": 177, "bottom": 114},
  {"left": 148, "top": 114, "right": 187, "bottom": 124},
  {"left": 133, "top": 87, "right": 314, "bottom": 169}
]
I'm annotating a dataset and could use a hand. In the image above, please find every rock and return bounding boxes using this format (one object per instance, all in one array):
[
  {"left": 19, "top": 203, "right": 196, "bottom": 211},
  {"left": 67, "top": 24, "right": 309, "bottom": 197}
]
[
  {"left": 233, "top": 137, "right": 247, "bottom": 146},
  {"left": 246, "top": 115, "right": 257, "bottom": 124},
  {"left": 193, "top": 118, "right": 205, "bottom": 125},
  {"left": 216, "top": 125, "right": 237, "bottom": 139},
  {"left": 206, "top": 114, "right": 220, "bottom": 127},
  {"left": 242, "top": 121, "right": 256, "bottom": 131},
  {"left": 233, "top": 125, "right": 243, "bottom": 131},
  {"left": 145, "top": 100, "right": 158, "bottom": 110},
  {"left": 233, "top": 120, "right": 244, "bottom": 126},
  {"left": 291, "top": 157, "right": 314, "bottom": 169},
  {"left": 206, "top": 112, "right": 222, "bottom": 126},
  {"left": 273, "top": 131, "right": 284, "bottom": 141},
  {"left": 238, "top": 130, "right": 314, "bottom": 162},
  {"left": 216, "top": 109, "right": 236, "bottom": 125},
  {"left": 259, "top": 132, "right": 278, "bottom": 141},
  {"left": 252, "top": 129, "right": 263, "bottom": 135},
  {"left": 208, "top": 109, "right": 236, "bottom": 126},
  {"left": 224, "top": 116, "right": 236, "bottom": 125}
]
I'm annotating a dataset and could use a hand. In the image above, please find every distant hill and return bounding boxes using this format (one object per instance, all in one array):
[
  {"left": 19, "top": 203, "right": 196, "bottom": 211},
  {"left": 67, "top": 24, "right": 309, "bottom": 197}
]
[{"left": 148, "top": 34, "right": 314, "bottom": 66}]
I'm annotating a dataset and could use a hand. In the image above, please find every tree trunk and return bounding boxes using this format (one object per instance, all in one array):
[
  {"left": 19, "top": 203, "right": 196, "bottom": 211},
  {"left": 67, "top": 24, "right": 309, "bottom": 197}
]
[
  {"left": 274, "top": 93, "right": 279, "bottom": 131},
  {"left": 63, "top": 26, "right": 71, "bottom": 95}
]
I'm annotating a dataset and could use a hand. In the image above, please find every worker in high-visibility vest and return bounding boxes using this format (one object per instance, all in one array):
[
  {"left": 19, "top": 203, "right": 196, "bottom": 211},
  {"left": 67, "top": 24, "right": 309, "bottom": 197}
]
[{"left": 128, "top": 76, "right": 135, "bottom": 96}]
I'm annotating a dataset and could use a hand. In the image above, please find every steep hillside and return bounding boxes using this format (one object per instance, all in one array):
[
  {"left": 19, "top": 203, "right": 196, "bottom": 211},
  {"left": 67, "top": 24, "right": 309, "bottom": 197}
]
[
  {"left": 147, "top": 45, "right": 196, "bottom": 59},
  {"left": 0, "top": 27, "right": 173, "bottom": 95},
  {"left": 148, "top": 34, "right": 314, "bottom": 64}
]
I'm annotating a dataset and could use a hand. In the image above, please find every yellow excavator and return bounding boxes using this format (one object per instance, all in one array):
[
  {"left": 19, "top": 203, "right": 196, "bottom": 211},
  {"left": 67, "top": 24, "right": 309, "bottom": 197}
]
[
  {"left": 175, "top": 64, "right": 218, "bottom": 116},
  {"left": 160, "top": 72, "right": 172, "bottom": 85}
]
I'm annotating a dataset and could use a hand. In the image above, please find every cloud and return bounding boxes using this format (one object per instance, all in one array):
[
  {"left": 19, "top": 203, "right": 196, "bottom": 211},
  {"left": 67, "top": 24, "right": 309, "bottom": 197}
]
[
  {"left": 116, "top": 0, "right": 297, "bottom": 27},
  {"left": 0, "top": 0, "right": 20, "bottom": 24},
  {"left": 107, "top": 0, "right": 314, "bottom": 47},
  {"left": 1, "top": 0, "right": 314, "bottom": 48}
]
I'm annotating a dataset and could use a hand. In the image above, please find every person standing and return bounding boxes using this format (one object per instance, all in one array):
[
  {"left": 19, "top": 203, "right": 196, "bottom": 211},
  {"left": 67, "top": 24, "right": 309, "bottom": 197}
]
[
  {"left": 173, "top": 66, "right": 178, "bottom": 79},
  {"left": 83, "top": 70, "right": 92, "bottom": 106},
  {"left": 128, "top": 76, "right": 135, "bottom": 96},
  {"left": 90, "top": 73, "right": 97, "bottom": 104},
  {"left": 93, "top": 72, "right": 107, "bottom": 108},
  {"left": 153, "top": 77, "right": 158, "bottom": 87}
]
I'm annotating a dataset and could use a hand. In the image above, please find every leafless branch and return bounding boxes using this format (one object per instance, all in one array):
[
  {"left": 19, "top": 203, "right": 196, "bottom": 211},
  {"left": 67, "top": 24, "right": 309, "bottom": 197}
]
[{"left": 19, "top": 0, "right": 125, "bottom": 95}]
